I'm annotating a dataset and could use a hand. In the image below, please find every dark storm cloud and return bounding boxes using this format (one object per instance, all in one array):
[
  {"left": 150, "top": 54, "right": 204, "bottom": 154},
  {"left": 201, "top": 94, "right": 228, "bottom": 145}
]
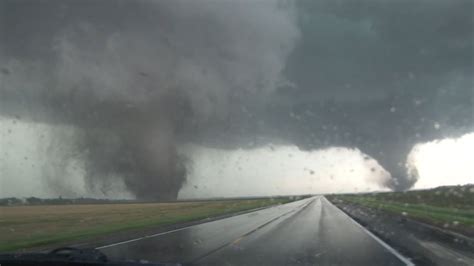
[
  {"left": 0, "top": 0, "right": 472, "bottom": 196},
  {"left": 269, "top": 0, "right": 473, "bottom": 188},
  {"left": 287, "top": 0, "right": 472, "bottom": 93},
  {"left": 190, "top": 0, "right": 473, "bottom": 190},
  {"left": 0, "top": 0, "right": 298, "bottom": 199}
]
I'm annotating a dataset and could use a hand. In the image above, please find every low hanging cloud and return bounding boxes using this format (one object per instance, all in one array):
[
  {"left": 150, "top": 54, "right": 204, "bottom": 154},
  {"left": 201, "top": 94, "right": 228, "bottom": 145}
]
[
  {"left": 179, "top": 144, "right": 390, "bottom": 199},
  {"left": 1, "top": 119, "right": 390, "bottom": 199},
  {"left": 274, "top": 0, "right": 473, "bottom": 189},
  {"left": 1, "top": 0, "right": 472, "bottom": 199},
  {"left": 407, "top": 132, "right": 474, "bottom": 189},
  {"left": 0, "top": 0, "right": 299, "bottom": 200}
]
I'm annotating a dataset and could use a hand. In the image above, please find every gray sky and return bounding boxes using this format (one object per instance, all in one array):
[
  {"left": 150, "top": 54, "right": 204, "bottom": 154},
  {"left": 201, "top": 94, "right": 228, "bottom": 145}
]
[
  {"left": 267, "top": 0, "right": 473, "bottom": 188},
  {"left": 0, "top": 0, "right": 472, "bottom": 199}
]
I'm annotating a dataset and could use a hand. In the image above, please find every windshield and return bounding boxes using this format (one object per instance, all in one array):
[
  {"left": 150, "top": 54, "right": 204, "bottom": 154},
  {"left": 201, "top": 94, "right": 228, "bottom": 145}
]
[{"left": 1, "top": 0, "right": 473, "bottom": 265}]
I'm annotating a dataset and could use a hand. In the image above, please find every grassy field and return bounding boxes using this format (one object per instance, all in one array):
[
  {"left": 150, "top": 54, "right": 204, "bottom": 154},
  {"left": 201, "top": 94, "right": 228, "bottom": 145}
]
[
  {"left": 0, "top": 197, "right": 294, "bottom": 252},
  {"left": 328, "top": 185, "right": 474, "bottom": 235}
]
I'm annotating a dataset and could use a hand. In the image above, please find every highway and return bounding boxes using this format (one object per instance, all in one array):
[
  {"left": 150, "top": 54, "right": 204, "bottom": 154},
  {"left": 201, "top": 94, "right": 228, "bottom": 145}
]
[{"left": 98, "top": 196, "right": 413, "bottom": 265}]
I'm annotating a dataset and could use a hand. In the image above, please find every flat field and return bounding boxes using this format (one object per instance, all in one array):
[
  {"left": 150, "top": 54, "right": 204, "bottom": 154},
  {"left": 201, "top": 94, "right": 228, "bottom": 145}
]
[{"left": 0, "top": 198, "right": 292, "bottom": 252}]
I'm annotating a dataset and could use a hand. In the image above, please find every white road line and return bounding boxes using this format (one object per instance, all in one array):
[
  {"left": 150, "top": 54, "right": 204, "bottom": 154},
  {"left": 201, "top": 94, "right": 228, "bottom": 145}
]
[
  {"left": 189, "top": 198, "right": 315, "bottom": 263},
  {"left": 96, "top": 224, "right": 196, "bottom": 249},
  {"left": 97, "top": 197, "right": 314, "bottom": 250},
  {"left": 322, "top": 196, "right": 415, "bottom": 266}
]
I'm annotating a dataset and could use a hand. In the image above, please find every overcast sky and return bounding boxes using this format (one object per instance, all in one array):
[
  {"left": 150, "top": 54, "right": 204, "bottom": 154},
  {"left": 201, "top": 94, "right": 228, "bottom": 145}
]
[{"left": 0, "top": 0, "right": 472, "bottom": 199}]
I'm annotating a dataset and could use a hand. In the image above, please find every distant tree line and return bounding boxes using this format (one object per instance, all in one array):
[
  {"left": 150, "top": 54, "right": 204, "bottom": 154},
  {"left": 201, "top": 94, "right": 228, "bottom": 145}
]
[
  {"left": 0, "top": 197, "right": 134, "bottom": 206},
  {"left": 0, "top": 194, "right": 315, "bottom": 206}
]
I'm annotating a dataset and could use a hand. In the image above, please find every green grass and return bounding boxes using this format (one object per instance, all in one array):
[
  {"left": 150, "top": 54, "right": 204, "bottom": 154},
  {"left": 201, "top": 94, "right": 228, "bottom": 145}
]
[
  {"left": 337, "top": 195, "right": 474, "bottom": 226},
  {"left": 0, "top": 197, "right": 295, "bottom": 252},
  {"left": 346, "top": 185, "right": 474, "bottom": 209},
  {"left": 328, "top": 185, "right": 474, "bottom": 235}
]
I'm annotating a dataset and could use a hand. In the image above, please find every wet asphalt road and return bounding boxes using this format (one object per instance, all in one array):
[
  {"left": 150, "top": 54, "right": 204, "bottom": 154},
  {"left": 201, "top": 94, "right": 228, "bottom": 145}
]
[{"left": 99, "top": 196, "right": 412, "bottom": 265}]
